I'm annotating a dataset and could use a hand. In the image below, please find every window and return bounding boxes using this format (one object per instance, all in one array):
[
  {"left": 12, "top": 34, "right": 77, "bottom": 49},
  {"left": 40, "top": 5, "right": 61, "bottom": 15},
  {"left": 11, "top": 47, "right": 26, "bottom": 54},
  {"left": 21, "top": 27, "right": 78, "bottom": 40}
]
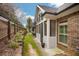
[{"left": 58, "top": 23, "right": 67, "bottom": 46}]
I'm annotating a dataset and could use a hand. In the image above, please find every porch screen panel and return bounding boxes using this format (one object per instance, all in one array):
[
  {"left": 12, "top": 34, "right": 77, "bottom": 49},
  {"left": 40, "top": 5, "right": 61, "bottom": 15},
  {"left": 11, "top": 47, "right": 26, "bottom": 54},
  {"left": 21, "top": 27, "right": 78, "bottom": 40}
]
[
  {"left": 50, "top": 20, "right": 56, "bottom": 36},
  {"left": 36, "top": 25, "right": 39, "bottom": 33},
  {"left": 44, "top": 21, "right": 47, "bottom": 35}
]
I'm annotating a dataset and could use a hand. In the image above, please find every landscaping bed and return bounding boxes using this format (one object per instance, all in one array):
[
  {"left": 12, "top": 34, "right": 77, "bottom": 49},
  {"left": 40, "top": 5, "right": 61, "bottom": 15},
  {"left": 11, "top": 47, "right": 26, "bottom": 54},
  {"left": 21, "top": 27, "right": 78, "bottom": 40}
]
[
  {"left": 22, "top": 33, "right": 44, "bottom": 56},
  {"left": 3, "top": 32, "right": 23, "bottom": 56}
]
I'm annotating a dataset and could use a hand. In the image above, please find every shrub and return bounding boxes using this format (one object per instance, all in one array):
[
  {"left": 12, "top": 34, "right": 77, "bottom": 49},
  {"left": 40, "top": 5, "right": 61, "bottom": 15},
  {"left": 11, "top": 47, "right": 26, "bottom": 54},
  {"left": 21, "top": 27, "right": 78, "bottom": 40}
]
[
  {"left": 14, "top": 33, "right": 23, "bottom": 42},
  {"left": 23, "top": 33, "right": 43, "bottom": 56},
  {"left": 8, "top": 40, "right": 19, "bottom": 50}
]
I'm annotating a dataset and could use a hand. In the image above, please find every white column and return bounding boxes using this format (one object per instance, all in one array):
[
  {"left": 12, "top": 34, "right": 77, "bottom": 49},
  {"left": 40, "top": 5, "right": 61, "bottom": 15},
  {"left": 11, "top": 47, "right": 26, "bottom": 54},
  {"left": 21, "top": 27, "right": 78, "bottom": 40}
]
[
  {"left": 47, "top": 19, "right": 50, "bottom": 48},
  {"left": 55, "top": 20, "right": 57, "bottom": 47}
]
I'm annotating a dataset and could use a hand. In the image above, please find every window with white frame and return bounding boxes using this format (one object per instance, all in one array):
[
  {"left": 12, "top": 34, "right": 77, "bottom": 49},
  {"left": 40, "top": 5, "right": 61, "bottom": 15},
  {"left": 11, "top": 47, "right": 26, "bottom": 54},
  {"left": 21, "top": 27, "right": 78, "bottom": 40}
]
[{"left": 58, "top": 22, "right": 67, "bottom": 46}]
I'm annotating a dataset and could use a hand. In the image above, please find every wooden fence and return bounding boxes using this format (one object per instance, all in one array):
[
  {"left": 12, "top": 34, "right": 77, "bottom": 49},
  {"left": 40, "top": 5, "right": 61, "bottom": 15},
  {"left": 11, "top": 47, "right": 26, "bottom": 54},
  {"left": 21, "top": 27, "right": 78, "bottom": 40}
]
[{"left": 0, "top": 16, "right": 23, "bottom": 54}]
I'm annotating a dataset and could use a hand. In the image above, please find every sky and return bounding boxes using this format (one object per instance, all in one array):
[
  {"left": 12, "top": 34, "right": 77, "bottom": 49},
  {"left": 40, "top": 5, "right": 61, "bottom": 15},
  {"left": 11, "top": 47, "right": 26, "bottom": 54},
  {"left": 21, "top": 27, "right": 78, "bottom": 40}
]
[
  {"left": 15, "top": 3, "right": 64, "bottom": 27},
  {"left": 16, "top": 3, "right": 64, "bottom": 16}
]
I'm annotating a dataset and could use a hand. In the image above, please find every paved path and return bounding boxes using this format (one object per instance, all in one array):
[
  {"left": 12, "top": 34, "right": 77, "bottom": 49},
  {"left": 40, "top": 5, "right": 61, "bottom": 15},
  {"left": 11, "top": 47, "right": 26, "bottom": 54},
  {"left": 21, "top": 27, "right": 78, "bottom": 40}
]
[
  {"left": 15, "top": 39, "right": 23, "bottom": 56},
  {"left": 34, "top": 38, "right": 49, "bottom": 56},
  {"left": 34, "top": 38, "right": 66, "bottom": 56},
  {"left": 28, "top": 44, "right": 37, "bottom": 56},
  {"left": 15, "top": 46, "right": 22, "bottom": 56},
  {"left": 44, "top": 48, "right": 66, "bottom": 56},
  {"left": 15, "top": 37, "right": 66, "bottom": 56}
]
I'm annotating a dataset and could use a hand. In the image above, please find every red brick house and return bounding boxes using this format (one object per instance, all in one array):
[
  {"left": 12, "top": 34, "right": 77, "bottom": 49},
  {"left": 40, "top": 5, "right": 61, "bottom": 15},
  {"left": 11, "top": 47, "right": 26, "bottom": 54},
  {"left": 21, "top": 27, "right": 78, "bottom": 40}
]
[{"left": 34, "top": 3, "right": 79, "bottom": 55}]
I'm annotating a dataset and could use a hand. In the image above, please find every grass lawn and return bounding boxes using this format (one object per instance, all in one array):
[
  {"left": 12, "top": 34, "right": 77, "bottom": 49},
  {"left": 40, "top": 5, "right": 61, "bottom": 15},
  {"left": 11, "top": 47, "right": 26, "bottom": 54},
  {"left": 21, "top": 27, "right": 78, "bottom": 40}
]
[{"left": 22, "top": 33, "right": 43, "bottom": 56}]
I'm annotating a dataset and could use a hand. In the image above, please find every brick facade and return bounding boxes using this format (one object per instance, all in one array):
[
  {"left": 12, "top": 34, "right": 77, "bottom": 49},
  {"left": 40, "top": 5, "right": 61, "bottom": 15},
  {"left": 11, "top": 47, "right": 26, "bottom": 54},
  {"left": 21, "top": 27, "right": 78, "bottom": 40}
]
[
  {"left": 57, "top": 14, "right": 68, "bottom": 51},
  {"left": 67, "top": 12, "right": 79, "bottom": 55},
  {"left": 57, "top": 11, "right": 79, "bottom": 55}
]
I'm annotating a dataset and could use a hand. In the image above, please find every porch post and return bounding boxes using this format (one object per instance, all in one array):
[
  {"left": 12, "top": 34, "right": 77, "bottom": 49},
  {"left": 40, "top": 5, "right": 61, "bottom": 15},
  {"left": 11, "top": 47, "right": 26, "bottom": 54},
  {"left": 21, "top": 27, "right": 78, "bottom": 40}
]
[
  {"left": 47, "top": 19, "right": 50, "bottom": 48},
  {"left": 8, "top": 21, "right": 11, "bottom": 40},
  {"left": 14, "top": 24, "right": 16, "bottom": 34}
]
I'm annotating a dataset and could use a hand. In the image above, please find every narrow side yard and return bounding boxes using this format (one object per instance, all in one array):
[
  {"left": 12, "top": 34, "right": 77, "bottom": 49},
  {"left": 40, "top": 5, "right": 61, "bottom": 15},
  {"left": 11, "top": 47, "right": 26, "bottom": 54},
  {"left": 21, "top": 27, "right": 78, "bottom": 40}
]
[
  {"left": 3, "top": 32, "right": 23, "bottom": 56},
  {"left": 22, "top": 33, "right": 46, "bottom": 56}
]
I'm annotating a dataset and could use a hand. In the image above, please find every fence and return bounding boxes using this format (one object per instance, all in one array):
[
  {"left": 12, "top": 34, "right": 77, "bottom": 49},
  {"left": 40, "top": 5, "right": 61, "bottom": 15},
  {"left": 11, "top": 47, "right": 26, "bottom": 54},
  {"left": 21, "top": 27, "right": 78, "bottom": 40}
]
[{"left": 0, "top": 16, "right": 22, "bottom": 55}]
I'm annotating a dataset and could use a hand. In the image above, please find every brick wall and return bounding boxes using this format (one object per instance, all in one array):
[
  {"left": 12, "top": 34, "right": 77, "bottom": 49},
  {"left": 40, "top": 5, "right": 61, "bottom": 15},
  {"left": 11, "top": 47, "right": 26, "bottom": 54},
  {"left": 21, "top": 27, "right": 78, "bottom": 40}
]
[
  {"left": 67, "top": 12, "right": 79, "bottom": 53},
  {"left": 57, "top": 14, "right": 68, "bottom": 51},
  {"left": 57, "top": 11, "right": 79, "bottom": 55}
]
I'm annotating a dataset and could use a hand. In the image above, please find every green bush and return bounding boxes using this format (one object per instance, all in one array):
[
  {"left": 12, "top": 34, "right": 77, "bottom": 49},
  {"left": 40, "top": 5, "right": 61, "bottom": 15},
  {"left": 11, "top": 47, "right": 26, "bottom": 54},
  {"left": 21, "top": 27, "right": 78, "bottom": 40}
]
[
  {"left": 14, "top": 33, "right": 23, "bottom": 42},
  {"left": 8, "top": 32, "right": 23, "bottom": 50},
  {"left": 8, "top": 40, "right": 19, "bottom": 50},
  {"left": 22, "top": 34, "right": 30, "bottom": 56},
  {"left": 23, "top": 33, "right": 43, "bottom": 56}
]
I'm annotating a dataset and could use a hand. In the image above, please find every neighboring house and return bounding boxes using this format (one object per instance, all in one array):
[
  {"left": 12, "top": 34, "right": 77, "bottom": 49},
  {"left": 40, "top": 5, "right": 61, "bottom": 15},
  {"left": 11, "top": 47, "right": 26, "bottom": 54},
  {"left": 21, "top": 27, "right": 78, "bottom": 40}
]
[{"left": 34, "top": 3, "right": 79, "bottom": 55}]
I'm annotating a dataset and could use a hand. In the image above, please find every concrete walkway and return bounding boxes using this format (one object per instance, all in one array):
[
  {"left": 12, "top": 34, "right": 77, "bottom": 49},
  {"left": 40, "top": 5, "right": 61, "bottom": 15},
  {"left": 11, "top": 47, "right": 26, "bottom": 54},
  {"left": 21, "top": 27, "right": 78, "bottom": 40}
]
[
  {"left": 44, "top": 48, "right": 66, "bottom": 56},
  {"left": 15, "top": 37, "right": 66, "bottom": 56},
  {"left": 15, "top": 39, "right": 23, "bottom": 56},
  {"left": 34, "top": 38, "right": 66, "bottom": 56},
  {"left": 28, "top": 44, "right": 37, "bottom": 56},
  {"left": 15, "top": 46, "right": 22, "bottom": 56},
  {"left": 34, "top": 38, "right": 49, "bottom": 56}
]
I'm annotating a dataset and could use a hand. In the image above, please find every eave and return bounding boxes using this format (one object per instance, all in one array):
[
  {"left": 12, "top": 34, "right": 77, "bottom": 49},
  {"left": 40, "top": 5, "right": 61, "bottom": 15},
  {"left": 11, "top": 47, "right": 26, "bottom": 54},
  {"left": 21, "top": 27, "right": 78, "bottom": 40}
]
[{"left": 43, "top": 3, "right": 79, "bottom": 20}]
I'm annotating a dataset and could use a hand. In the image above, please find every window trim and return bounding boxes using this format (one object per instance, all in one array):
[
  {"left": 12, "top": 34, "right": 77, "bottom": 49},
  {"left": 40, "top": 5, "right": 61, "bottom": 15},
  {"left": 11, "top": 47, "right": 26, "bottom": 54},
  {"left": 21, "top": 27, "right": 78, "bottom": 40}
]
[{"left": 58, "top": 22, "right": 68, "bottom": 46}]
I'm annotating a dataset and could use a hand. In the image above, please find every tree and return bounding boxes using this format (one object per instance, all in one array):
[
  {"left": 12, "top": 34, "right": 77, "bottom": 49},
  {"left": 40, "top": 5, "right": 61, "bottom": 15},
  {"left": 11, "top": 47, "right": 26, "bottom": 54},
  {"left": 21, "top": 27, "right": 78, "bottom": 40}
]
[
  {"left": 26, "top": 17, "right": 32, "bottom": 32},
  {"left": 0, "top": 3, "right": 24, "bottom": 28}
]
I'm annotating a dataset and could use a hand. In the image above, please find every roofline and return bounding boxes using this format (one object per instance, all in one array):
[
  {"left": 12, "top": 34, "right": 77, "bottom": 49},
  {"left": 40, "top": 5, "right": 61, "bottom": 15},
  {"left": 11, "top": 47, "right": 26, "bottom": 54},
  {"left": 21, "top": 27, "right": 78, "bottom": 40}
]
[
  {"left": 37, "top": 5, "right": 45, "bottom": 13},
  {"left": 42, "top": 3, "right": 78, "bottom": 16},
  {"left": 0, "top": 16, "right": 8, "bottom": 22}
]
